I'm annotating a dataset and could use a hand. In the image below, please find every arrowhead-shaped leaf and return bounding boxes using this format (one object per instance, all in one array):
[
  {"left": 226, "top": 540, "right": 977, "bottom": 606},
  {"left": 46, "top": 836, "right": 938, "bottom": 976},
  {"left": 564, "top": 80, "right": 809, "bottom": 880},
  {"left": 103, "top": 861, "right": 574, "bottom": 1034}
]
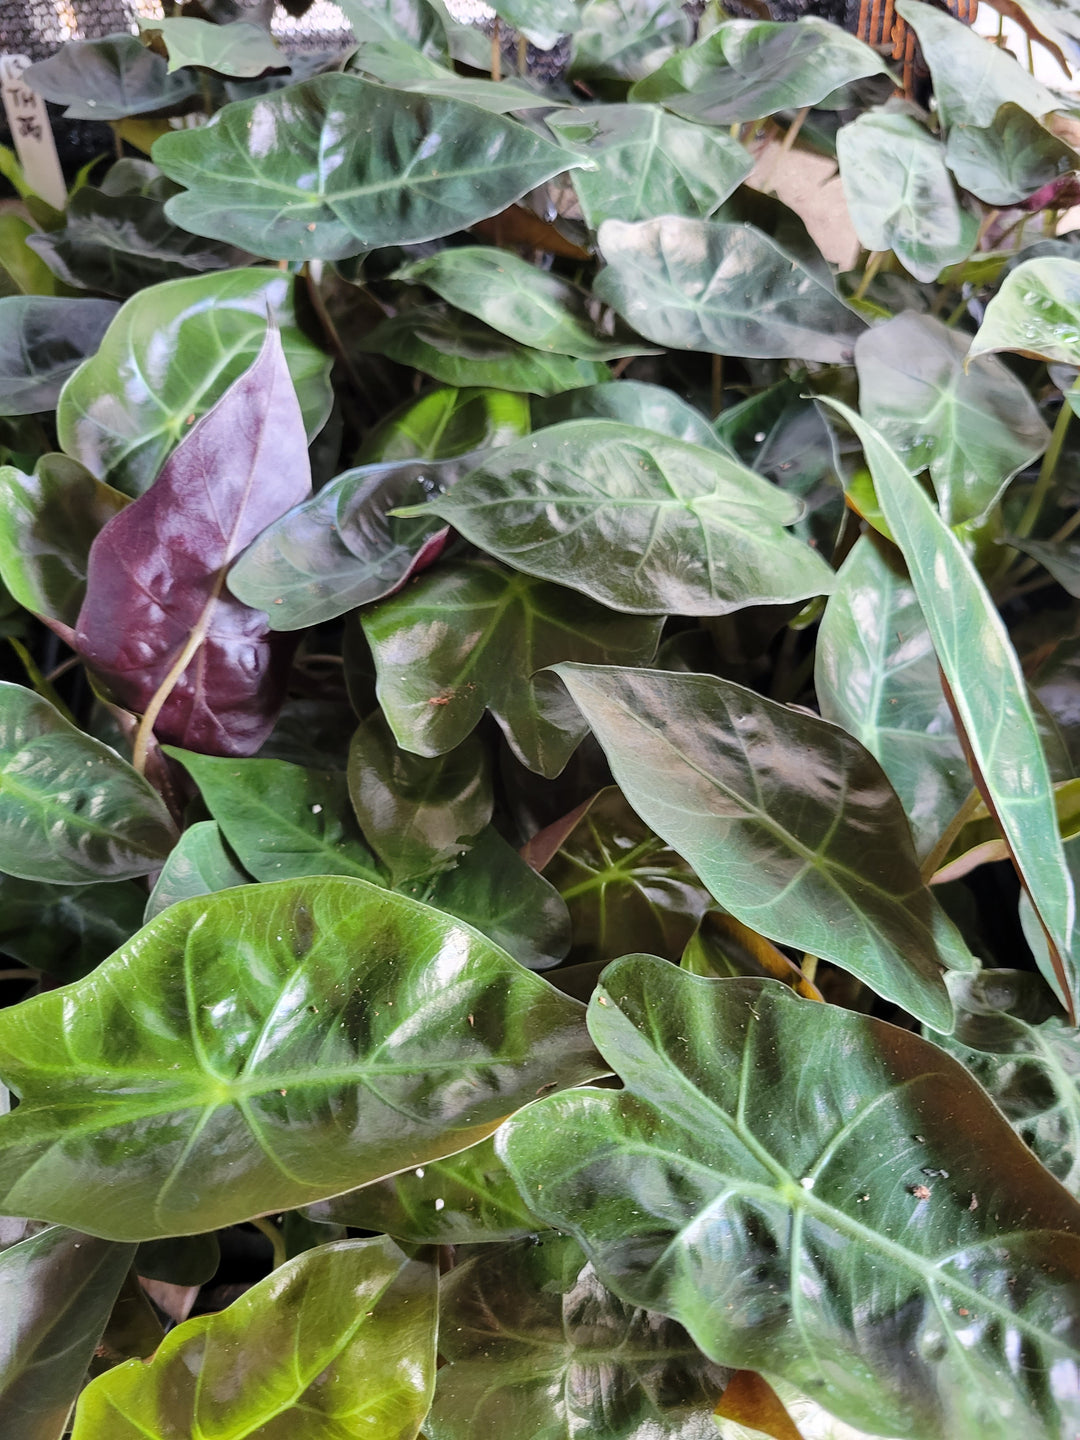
[
  {"left": 138, "top": 17, "right": 286, "bottom": 76},
  {"left": 359, "top": 386, "right": 530, "bottom": 463},
  {"left": 144, "top": 818, "right": 248, "bottom": 920},
  {"left": 23, "top": 35, "right": 199, "bottom": 119},
  {"left": 945, "top": 103, "right": 1079, "bottom": 207},
  {"left": 969, "top": 256, "right": 1080, "bottom": 367},
  {"left": 532, "top": 380, "right": 728, "bottom": 453}
]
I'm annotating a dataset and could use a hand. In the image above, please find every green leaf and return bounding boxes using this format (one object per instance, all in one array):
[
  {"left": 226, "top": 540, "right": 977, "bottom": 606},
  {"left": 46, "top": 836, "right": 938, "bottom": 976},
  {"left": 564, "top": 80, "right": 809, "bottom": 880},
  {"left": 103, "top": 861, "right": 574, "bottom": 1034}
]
[
  {"left": 1007, "top": 533, "right": 1080, "bottom": 597},
  {"left": 486, "top": 0, "right": 582, "bottom": 50},
  {"left": 550, "top": 664, "right": 974, "bottom": 1030},
  {"left": 346, "top": 37, "right": 557, "bottom": 112},
  {"left": 416, "top": 824, "right": 572, "bottom": 971},
  {"left": 0, "top": 1224, "right": 135, "bottom": 1440},
  {"left": 682, "top": 907, "right": 820, "bottom": 997},
  {"left": 359, "top": 386, "right": 530, "bottom": 463},
  {"left": 348, "top": 711, "right": 492, "bottom": 885},
  {"left": 23, "top": 35, "right": 200, "bottom": 120},
  {"left": 399, "top": 421, "right": 837, "bottom": 616},
  {"left": 138, "top": 17, "right": 286, "bottom": 76},
  {"left": 428, "top": 1233, "right": 731, "bottom": 1440},
  {"left": 544, "top": 786, "right": 712, "bottom": 964},
  {"left": 0, "top": 456, "right": 127, "bottom": 626},
  {"left": 836, "top": 113, "right": 978, "bottom": 284},
  {"left": 854, "top": 313, "right": 1049, "bottom": 525},
  {"left": 0, "top": 877, "right": 601, "bottom": 1238},
  {"left": 945, "top": 103, "right": 1079, "bottom": 207},
  {"left": 308, "top": 1133, "right": 548, "bottom": 1243},
  {"left": 153, "top": 74, "right": 577, "bottom": 261},
  {"left": 816, "top": 535, "right": 969, "bottom": 863},
  {"left": 593, "top": 217, "right": 864, "bottom": 363},
  {"left": 360, "top": 305, "right": 611, "bottom": 396},
  {"left": 896, "top": 0, "right": 1061, "bottom": 130},
  {"left": 969, "top": 256, "right": 1080, "bottom": 367},
  {"left": 532, "top": 380, "right": 728, "bottom": 453},
  {"left": 362, "top": 560, "right": 662, "bottom": 777},
  {"left": 0, "top": 683, "right": 177, "bottom": 885},
  {"left": 0, "top": 297, "right": 118, "bottom": 418},
  {"left": 334, "top": 0, "right": 450, "bottom": 60},
  {"left": 164, "top": 749, "right": 383, "bottom": 883},
  {"left": 56, "top": 268, "right": 332, "bottom": 497},
  {"left": 570, "top": 0, "right": 693, "bottom": 84},
  {"left": 630, "top": 17, "right": 889, "bottom": 125},
  {"left": 0, "top": 214, "right": 62, "bottom": 297},
  {"left": 396, "top": 248, "right": 654, "bottom": 361},
  {"left": 72, "top": 1237, "right": 436, "bottom": 1439},
  {"left": 0, "top": 872, "right": 145, "bottom": 980},
  {"left": 144, "top": 819, "right": 249, "bottom": 921},
  {"left": 824, "top": 399, "right": 1078, "bottom": 1019},
  {"left": 499, "top": 956, "right": 1080, "bottom": 1440},
  {"left": 546, "top": 103, "right": 752, "bottom": 229}
]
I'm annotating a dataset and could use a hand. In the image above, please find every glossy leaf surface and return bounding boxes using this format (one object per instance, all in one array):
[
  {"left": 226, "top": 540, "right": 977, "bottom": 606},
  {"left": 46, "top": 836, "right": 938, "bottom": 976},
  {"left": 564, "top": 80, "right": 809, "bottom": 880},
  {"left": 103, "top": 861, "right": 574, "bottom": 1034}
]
[
  {"left": 0, "top": 872, "right": 145, "bottom": 979},
  {"left": 551, "top": 664, "right": 974, "bottom": 1030},
  {"left": 401, "top": 421, "right": 836, "bottom": 616},
  {"left": 153, "top": 75, "right": 577, "bottom": 260},
  {"left": 570, "top": 0, "right": 692, "bottom": 84},
  {"left": 969, "top": 256, "right": 1080, "bottom": 366},
  {"left": 334, "top": 0, "right": 450, "bottom": 58},
  {"left": 0, "top": 297, "right": 117, "bottom": 417},
  {"left": 359, "top": 386, "right": 530, "bottom": 463},
  {"left": 57, "top": 268, "right": 331, "bottom": 498},
  {"left": 0, "top": 877, "right": 601, "bottom": 1238},
  {"left": 500, "top": 956, "right": 1080, "bottom": 1440},
  {"left": 0, "top": 682, "right": 176, "bottom": 884},
  {"left": 428, "top": 1233, "right": 731, "bottom": 1440},
  {"left": 362, "top": 560, "right": 662, "bottom": 776},
  {"left": 167, "top": 749, "right": 382, "bottom": 883},
  {"left": 854, "top": 313, "right": 1048, "bottom": 524},
  {"left": 73, "top": 1236, "right": 437, "bottom": 1439},
  {"left": 346, "top": 39, "right": 552, "bottom": 112},
  {"left": 593, "top": 217, "right": 864, "bottom": 364},
  {"left": 144, "top": 818, "right": 248, "bottom": 920},
  {"left": 945, "top": 103, "right": 1079, "bottom": 207},
  {"left": 23, "top": 35, "right": 199, "bottom": 119},
  {"left": 532, "top": 381, "right": 726, "bottom": 453},
  {"left": 75, "top": 324, "right": 311, "bottom": 757}
]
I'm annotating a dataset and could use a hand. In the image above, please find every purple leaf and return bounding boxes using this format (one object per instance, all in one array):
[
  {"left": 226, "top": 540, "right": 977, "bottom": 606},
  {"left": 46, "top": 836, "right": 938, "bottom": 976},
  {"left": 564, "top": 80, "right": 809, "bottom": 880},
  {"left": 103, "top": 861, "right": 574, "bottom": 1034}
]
[{"left": 74, "top": 324, "right": 311, "bottom": 757}]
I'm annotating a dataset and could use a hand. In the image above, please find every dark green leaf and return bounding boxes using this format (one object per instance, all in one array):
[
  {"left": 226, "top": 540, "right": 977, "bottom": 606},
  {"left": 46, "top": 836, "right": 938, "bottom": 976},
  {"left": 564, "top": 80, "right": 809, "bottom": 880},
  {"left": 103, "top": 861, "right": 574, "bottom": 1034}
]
[
  {"left": 165, "top": 749, "right": 383, "bottom": 882},
  {"left": 362, "top": 560, "right": 662, "bottom": 777},
  {"left": 144, "top": 819, "right": 249, "bottom": 920},
  {"left": 0, "top": 1225, "right": 135, "bottom": 1440},
  {"left": 153, "top": 75, "right": 577, "bottom": 261},
  {"left": 0, "top": 872, "right": 145, "bottom": 980},
  {"left": 0, "top": 297, "right": 117, "bottom": 418},
  {"left": 532, "top": 381, "right": 729, "bottom": 456},
  {"left": 72, "top": 1237, "right": 436, "bottom": 1438},
  {"left": 544, "top": 786, "right": 711, "bottom": 964},
  {"left": 500, "top": 956, "right": 1080, "bottom": 1440},
  {"left": 400, "top": 421, "right": 836, "bottom": 616},
  {"left": 23, "top": 35, "right": 200, "bottom": 120},
  {"left": 0, "top": 877, "right": 601, "bottom": 1237},
  {"left": 348, "top": 711, "right": 492, "bottom": 884},
  {"left": 969, "top": 256, "right": 1080, "bottom": 367},
  {"left": 335, "top": 0, "right": 449, "bottom": 59},
  {"left": 550, "top": 664, "right": 974, "bottom": 1030},
  {"left": 134, "top": 1232, "right": 220, "bottom": 1286},
  {"left": 0, "top": 456, "right": 128, "bottom": 626},
  {"left": 138, "top": 17, "right": 287, "bottom": 76},
  {"left": 360, "top": 305, "right": 611, "bottom": 396},
  {"left": 56, "top": 268, "right": 332, "bottom": 497},
  {"left": 816, "top": 535, "right": 969, "bottom": 863},
  {"left": 630, "top": 17, "right": 889, "bottom": 125},
  {"left": 346, "top": 38, "right": 557, "bottom": 112},
  {"left": 0, "top": 683, "right": 176, "bottom": 884},
  {"left": 682, "top": 907, "right": 820, "bottom": 997},
  {"left": 1008, "top": 533, "right": 1080, "bottom": 597},
  {"left": 428, "top": 1233, "right": 731, "bottom": 1440},
  {"left": 854, "top": 313, "right": 1049, "bottom": 524},
  {"left": 836, "top": 113, "right": 978, "bottom": 284},
  {"left": 593, "top": 217, "right": 864, "bottom": 363},
  {"left": 547, "top": 103, "right": 752, "bottom": 229},
  {"left": 570, "top": 0, "right": 693, "bottom": 84},
  {"left": 945, "top": 103, "right": 1079, "bottom": 207},
  {"left": 358, "top": 386, "right": 530, "bottom": 463}
]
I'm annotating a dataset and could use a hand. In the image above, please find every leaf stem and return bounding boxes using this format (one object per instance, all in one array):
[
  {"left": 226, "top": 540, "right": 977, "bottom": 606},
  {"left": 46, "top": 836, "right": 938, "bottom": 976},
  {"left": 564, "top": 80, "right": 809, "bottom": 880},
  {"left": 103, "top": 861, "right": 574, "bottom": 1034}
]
[
  {"left": 252, "top": 1216, "right": 288, "bottom": 1270},
  {"left": 302, "top": 262, "right": 373, "bottom": 423},
  {"left": 852, "top": 251, "right": 885, "bottom": 303},
  {"left": 920, "top": 788, "right": 985, "bottom": 884},
  {"left": 1015, "top": 388, "right": 1074, "bottom": 540},
  {"left": 131, "top": 607, "right": 215, "bottom": 776}
]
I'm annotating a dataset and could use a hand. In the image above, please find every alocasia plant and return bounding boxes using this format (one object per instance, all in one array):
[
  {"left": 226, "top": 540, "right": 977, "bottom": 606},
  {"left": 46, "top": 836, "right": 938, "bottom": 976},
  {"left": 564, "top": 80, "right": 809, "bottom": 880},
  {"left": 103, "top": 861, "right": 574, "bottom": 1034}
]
[{"left": 3, "top": 2, "right": 1080, "bottom": 1436}]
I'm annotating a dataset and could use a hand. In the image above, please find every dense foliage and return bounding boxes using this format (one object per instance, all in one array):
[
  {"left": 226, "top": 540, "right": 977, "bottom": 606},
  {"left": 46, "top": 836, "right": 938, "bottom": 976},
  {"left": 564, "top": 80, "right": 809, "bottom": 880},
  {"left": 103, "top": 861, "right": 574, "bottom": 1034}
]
[{"left": 3, "top": 0, "right": 1080, "bottom": 1435}]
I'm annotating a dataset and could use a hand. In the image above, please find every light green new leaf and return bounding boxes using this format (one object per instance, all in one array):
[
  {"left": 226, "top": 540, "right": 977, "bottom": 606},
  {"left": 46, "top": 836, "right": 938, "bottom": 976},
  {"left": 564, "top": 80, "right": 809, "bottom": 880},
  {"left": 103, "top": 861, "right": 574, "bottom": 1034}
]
[
  {"left": 397, "top": 248, "right": 654, "bottom": 361},
  {"left": 362, "top": 560, "right": 662, "bottom": 777},
  {"left": 546, "top": 103, "right": 751, "bottom": 229},
  {"left": 836, "top": 113, "right": 978, "bottom": 284},
  {"left": 969, "top": 256, "right": 1080, "bottom": 367},
  {"left": 427, "top": 1233, "right": 731, "bottom": 1440},
  {"left": 0, "top": 683, "right": 176, "bottom": 885},
  {"left": 630, "top": 16, "right": 889, "bottom": 124},
  {"left": 358, "top": 386, "right": 530, "bottom": 463},
  {"left": 0, "top": 877, "right": 602, "bottom": 1238},
  {"left": 945, "top": 103, "right": 1079, "bottom": 207},
  {"left": 825, "top": 400, "right": 1078, "bottom": 1019},
  {"left": 594, "top": 216, "right": 864, "bottom": 363},
  {"left": 153, "top": 75, "right": 576, "bottom": 261},
  {"left": 144, "top": 819, "right": 249, "bottom": 921},
  {"left": 0, "top": 1224, "right": 135, "bottom": 1440},
  {"left": 0, "top": 456, "right": 127, "bottom": 625},
  {"left": 816, "top": 535, "right": 969, "bottom": 863},
  {"left": 500, "top": 957, "right": 1080, "bottom": 1440},
  {"left": 348, "top": 711, "right": 492, "bottom": 885},
  {"left": 570, "top": 0, "right": 692, "bottom": 84},
  {"left": 854, "top": 313, "right": 1049, "bottom": 525},
  {"left": 57, "top": 268, "right": 332, "bottom": 497},
  {"left": 0, "top": 297, "right": 118, "bottom": 418},
  {"left": 309, "top": 1134, "right": 548, "bottom": 1243},
  {"left": 138, "top": 17, "right": 286, "bottom": 76},
  {"left": 550, "top": 664, "right": 975, "bottom": 1030},
  {"left": 0, "top": 214, "right": 61, "bottom": 297},
  {"left": 165, "top": 749, "right": 383, "bottom": 883},
  {"left": 73, "top": 1237, "right": 436, "bottom": 1439},
  {"left": 397, "top": 421, "right": 836, "bottom": 616}
]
